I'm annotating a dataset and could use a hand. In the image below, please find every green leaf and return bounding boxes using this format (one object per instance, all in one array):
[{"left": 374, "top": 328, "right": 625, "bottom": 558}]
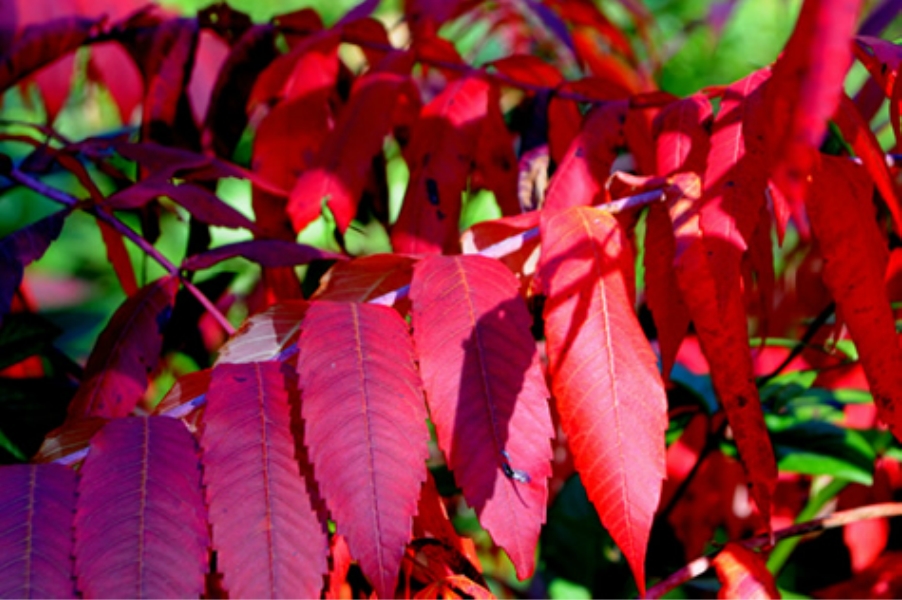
[
  {"left": 0, "top": 312, "right": 60, "bottom": 372},
  {"left": 767, "top": 415, "right": 875, "bottom": 485}
]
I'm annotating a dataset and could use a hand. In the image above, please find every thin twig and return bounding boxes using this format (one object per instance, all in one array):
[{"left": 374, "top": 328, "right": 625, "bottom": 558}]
[
  {"left": 7, "top": 167, "right": 236, "bottom": 335},
  {"left": 646, "top": 502, "right": 902, "bottom": 599}
]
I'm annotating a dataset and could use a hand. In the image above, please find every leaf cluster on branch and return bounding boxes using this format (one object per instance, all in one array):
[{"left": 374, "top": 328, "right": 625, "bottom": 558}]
[{"left": 3, "top": 0, "right": 902, "bottom": 598}]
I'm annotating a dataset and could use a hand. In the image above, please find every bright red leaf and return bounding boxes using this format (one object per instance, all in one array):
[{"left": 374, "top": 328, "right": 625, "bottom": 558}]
[
  {"left": 648, "top": 95, "right": 711, "bottom": 378},
  {"left": 668, "top": 175, "right": 777, "bottom": 531},
  {"left": 712, "top": 543, "right": 779, "bottom": 599},
  {"left": 410, "top": 255, "right": 554, "bottom": 579},
  {"left": 288, "top": 65, "right": 415, "bottom": 233},
  {"left": 539, "top": 207, "right": 667, "bottom": 595},
  {"left": 0, "top": 464, "right": 77, "bottom": 598},
  {"left": 202, "top": 361, "right": 328, "bottom": 598},
  {"left": 391, "top": 75, "right": 490, "bottom": 254},
  {"left": 312, "top": 254, "right": 417, "bottom": 313},
  {"left": 767, "top": 0, "right": 863, "bottom": 207},
  {"left": 66, "top": 276, "right": 178, "bottom": 420},
  {"left": 543, "top": 100, "right": 627, "bottom": 211},
  {"left": 74, "top": 417, "right": 208, "bottom": 598},
  {"left": 701, "top": 68, "right": 770, "bottom": 309},
  {"left": 297, "top": 301, "right": 430, "bottom": 598}
]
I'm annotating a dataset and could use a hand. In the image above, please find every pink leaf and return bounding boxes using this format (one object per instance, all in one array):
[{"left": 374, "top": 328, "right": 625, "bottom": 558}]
[
  {"left": 0, "top": 464, "right": 77, "bottom": 598},
  {"left": 202, "top": 361, "right": 328, "bottom": 598},
  {"left": 410, "top": 255, "right": 554, "bottom": 579},
  {"left": 75, "top": 417, "right": 208, "bottom": 598},
  {"left": 298, "top": 301, "right": 430, "bottom": 598}
]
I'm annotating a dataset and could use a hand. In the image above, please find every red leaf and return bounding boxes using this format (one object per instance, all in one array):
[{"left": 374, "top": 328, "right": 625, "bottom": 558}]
[
  {"left": 807, "top": 157, "right": 902, "bottom": 441},
  {"left": 490, "top": 54, "right": 564, "bottom": 87},
  {"left": 472, "top": 83, "right": 520, "bottom": 216},
  {"left": 215, "top": 300, "right": 307, "bottom": 364},
  {"left": 539, "top": 206, "right": 667, "bottom": 595},
  {"left": 326, "top": 534, "right": 353, "bottom": 600},
  {"left": 410, "top": 255, "right": 554, "bottom": 579},
  {"left": 391, "top": 75, "right": 490, "bottom": 254},
  {"left": 648, "top": 96, "right": 711, "bottom": 378},
  {"left": 0, "top": 464, "right": 77, "bottom": 598},
  {"left": 66, "top": 276, "right": 178, "bottom": 419},
  {"left": 416, "top": 575, "right": 496, "bottom": 599},
  {"left": 460, "top": 211, "right": 541, "bottom": 293},
  {"left": 767, "top": 0, "right": 863, "bottom": 207},
  {"left": 712, "top": 543, "right": 779, "bottom": 599},
  {"left": 669, "top": 176, "right": 777, "bottom": 529},
  {"left": 0, "top": 16, "right": 102, "bottom": 107},
  {"left": 298, "top": 301, "right": 429, "bottom": 598},
  {"left": 249, "top": 29, "right": 336, "bottom": 108},
  {"left": 701, "top": 68, "right": 770, "bottom": 309},
  {"left": 202, "top": 361, "right": 328, "bottom": 598},
  {"left": 413, "top": 473, "right": 481, "bottom": 569},
  {"left": 312, "top": 254, "right": 417, "bottom": 312},
  {"left": 543, "top": 101, "right": 628, "bottom": 211},
  {"left": 288, "top": 67, "right": 415, "bottom": 233},
  {"left": 153, "top": 368, "right": 211, "bottom": 427},
  {"left": 88, "top": 41, "right": 143, "bottom": 124},
  {"left": 0, "top": 209, "right": 67, "bottom": 320},
  {"left": 181, "top": 239, "right": 343, "bottom": 271},
  {"left": 75, "top": 417, "right": 208, "bottom": 598},
  {"left": 96, "top": 219, "right": 139, "bottom": 295},
  {"left": 833, "top": 93, "right": 902, "bottom": 234}
]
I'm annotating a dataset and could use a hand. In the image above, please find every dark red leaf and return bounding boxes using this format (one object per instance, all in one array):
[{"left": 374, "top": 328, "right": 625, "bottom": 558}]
[
  {"left": 75, "top": 417, "right": 208, "bottom": 598},
  {"left": 0, "top": 464, "right": 77, "bottom": 598},
  {"left": 391, "top": 75, "right": 489, "bottom": 254},
  {"left": 298, "top": 301, "right": 430, "bottom": 598},
  {"left": 411, "top": 255, "right": 554, "bottom": 579},
  {"left": 288, "top": 66, "right": 415, "bottom": 233},
  {"left": 807, "top": 157, "right": 902, "bottom": 441},
  {"left": 767, "top": 0, "right": 863, "bottom": 207},
  {"left": 0, "top": 209, "right": 67, "bottom": 321},
  {"left": 181, "top": 239, "right": 343, "bottom": 271},
  {"left": 203, "top": 24, "right": 277, "bottom": 159},
  {"left": 539, "top": 206, "right": 667, "bottom": 595},
  {"left": 202, "top": 361, "right": 328, "bottom": 598},
  {"left": 712, "top": 543, "right": 779, "bottom": 599},
  {"left": 106, "top": 179, "right": 259, "bottom": 232},
  {"left": 66, "top": 276, "right": 178, "bottom": 419},
  {"left": 0, "top": 16, "right": 103, "bottom": 113},
  {"left": 543, "top": 101, "right": 627, "bottom": 211}
]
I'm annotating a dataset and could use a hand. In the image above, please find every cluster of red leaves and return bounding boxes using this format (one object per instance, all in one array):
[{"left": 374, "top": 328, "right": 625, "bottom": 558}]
[{"left": 2, "top": 0, "right": 902, "bottom": 598}]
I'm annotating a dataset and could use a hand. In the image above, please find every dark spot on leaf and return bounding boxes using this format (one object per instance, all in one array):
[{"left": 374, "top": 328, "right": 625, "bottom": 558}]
[
  {"left": 436, "top": 209, "right": 446, "bottom": 221},
  {"left": 156, "top": 305, "right": 173, "bottom": 334},
  {"left": 736, "top": 396, "right": 748, "bottom": 408},
  {"left": 575, "top": 147, "right": 585, "bottom": 158},
  {"left": 426, "top": 179, "right": 440, "bottom": 206}
]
